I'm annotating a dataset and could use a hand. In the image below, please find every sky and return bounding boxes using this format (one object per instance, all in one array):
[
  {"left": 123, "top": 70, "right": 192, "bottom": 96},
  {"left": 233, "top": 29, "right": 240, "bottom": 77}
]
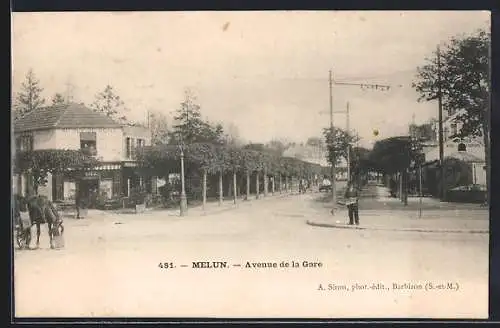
[{"left": 11, "top": 11, "right": 490, "bottom": 148}]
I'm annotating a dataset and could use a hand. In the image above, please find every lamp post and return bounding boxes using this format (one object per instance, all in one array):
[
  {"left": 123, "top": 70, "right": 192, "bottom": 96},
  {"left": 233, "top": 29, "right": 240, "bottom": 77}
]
[{"left": 179, "top": 145, "right": 188, "bottom": 216}]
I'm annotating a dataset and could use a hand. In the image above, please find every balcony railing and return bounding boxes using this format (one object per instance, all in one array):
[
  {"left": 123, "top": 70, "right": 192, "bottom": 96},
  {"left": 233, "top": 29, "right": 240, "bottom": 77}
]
[{"left": 81, "top": 147, "right": 97, "bottom": 156}]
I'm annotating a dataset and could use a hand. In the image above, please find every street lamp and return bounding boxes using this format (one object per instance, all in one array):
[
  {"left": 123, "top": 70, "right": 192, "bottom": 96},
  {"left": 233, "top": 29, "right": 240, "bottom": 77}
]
[{"left": 179, "top": 144, "right": 188, "bottom": 216}]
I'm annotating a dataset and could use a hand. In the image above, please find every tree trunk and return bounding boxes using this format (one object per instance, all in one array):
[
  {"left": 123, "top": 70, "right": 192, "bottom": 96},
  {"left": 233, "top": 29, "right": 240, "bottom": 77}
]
[
  {"left": 397, "top": 172, "right": 401, "bottom": 201},
  {"left": 227, "top": 174, "right": 232, "bottom": 198},
  {"left": 403, "top": 170, "right": 408, "bottom": 206},
  {"left": 263, "top": 168, "right": 268, "bottom": 197},
  {"left": 202, "top": 169, "right": 207, "bottom": 210},
  {"left": 246, "top": 170, "right": 250, "bottom": 201},
  {"left": 482, "top": 118, "right": 490, "bottom": 205},
  {"left": 31, "top": 174, "right": 38, "bottom": 196},
  {"left": 256, "top": 172, "right": 260, "bottom": 199},
  {"left": 279, "top": 174, "right": 282, "bottom": 194},
  {"left": 285, "top": 176, "right": 289, "bottom": 193},
  {"left": 271, "top": 175, "right": 275, "bottom": 195},
  {"left": 233, "top": 171, "right": 237, "bottom": 204},
  {"left": 218, "top": 172, "right": 223, "bottom": 206}
]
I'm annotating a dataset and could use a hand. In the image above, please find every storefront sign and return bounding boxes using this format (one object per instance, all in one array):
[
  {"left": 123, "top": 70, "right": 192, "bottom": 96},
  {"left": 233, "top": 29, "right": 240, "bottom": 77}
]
[{"left": 82, "top": 171, "right": 100, "bottom": 180}]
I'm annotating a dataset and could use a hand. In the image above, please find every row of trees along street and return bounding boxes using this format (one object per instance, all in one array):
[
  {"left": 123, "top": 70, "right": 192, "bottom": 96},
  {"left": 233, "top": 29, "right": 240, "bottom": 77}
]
[
  {"left": 135, "top": 89, "right": 329, "bottom": 208},
  {"left": 13, "top": 28, "right": 489, "bottom": 207},
  {"left": 12, "top": 71, "right": 330, "bottom": 209}
]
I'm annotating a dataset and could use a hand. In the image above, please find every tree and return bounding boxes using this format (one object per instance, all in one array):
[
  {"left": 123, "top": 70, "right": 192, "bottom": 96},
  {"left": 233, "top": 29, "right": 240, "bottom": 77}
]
[
  {"left": 13, "top": 69, "right": 45, "bottom": 120},
  {"left": 91, "top": 85, "right": 128, "bottom": 123},
  {"left": 149, "top": 111, "right": 170, "bottom": 145},
  {"left": 306, "top": 137, "right": 324, "bottom": 148},
  {"left": 169, "top": 89, "right": 225, "bottom": 145},
  {"left": 412, "top": 29, "right": 490, "bottom": 202},
  {"left": 52, "top": 93, "right": 66, "bottom": 105},
  {"left": 323, "top": 127, "right": 359, "bottom": 166},
  {"left": 266, "top": 139, "right": 288, "bottom": 157},
  {"left": 369, "top": 136, "right": 417, "bottom": 174},
  {"left": 14, "top": 149, "right": 98, "bottom": 195},
  {"left": 223, "top": 123, "right": 244, "bottom": 146}
]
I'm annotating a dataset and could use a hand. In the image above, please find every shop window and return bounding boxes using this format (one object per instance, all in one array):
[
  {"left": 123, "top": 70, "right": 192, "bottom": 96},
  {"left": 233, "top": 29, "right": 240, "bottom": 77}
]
[{"left": 52, "top": 173, "right": 65, "bottom": 201}]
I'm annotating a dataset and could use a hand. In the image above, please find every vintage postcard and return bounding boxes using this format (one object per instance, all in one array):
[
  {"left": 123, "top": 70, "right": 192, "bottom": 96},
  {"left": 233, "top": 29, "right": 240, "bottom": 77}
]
[{"left": 11, "top": 11, "right": 490, "bottom": 319}]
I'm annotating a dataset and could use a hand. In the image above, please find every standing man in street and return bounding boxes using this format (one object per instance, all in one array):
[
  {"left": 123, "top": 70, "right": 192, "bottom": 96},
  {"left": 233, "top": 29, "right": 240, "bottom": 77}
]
[
  {"left": 344, "top": 183, "right": 360, "bottom": 225},
  {"left": 75, "top": 191, "right": 81, "bottom": 219}
]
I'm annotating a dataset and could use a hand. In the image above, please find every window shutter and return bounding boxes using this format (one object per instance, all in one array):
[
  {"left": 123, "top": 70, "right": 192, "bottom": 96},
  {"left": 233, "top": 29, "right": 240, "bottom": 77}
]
[{"left": 112, "top": 170, "right": 121, "bottom": 197}]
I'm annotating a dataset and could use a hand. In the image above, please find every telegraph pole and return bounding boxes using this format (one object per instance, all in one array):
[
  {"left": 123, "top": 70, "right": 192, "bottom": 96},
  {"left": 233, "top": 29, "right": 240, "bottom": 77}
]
[
  {"left": 321, "top": 70, "right": 393, "bottom": 216},
  {"left": 329, "top": 70, "right": 336, "bottom": 215},
  {"left": 437, "top": 45, "right": 446, "bottom": 201},
  {"left": 64, "top": 80, "right": 75, "bottom": 104},
  {"left": 346, "top": 102, "right": 350, "bottom": 184}
]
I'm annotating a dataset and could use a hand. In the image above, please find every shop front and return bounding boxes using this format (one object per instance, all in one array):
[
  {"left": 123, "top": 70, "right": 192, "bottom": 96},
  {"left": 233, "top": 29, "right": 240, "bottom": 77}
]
[
  {"left": 51, "top": 162, "right": 158, "bottom": 208},
  {"left": 52, "top": 163, "right": 122, "bottom": 207}
]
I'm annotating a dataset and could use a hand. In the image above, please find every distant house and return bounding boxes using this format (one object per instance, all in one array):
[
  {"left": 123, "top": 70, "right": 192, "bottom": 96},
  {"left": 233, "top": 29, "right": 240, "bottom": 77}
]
[
  {"left": 282, "top": 143, "right": 342, "bottom": 178},
  {"left": 409, "top": 121, "right": 436, "bottom": 142},
  {"left": 416, "top": 110, "right": 486, "bottom": 186},
  {"left": 12, "top": 103, "right": 155, "bottom": 205}
]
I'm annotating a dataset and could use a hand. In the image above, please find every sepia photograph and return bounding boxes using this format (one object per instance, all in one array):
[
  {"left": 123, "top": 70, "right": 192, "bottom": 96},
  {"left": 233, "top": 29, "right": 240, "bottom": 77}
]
[{"left": 11, "top": 11, "right": 490, "bottom": 319}]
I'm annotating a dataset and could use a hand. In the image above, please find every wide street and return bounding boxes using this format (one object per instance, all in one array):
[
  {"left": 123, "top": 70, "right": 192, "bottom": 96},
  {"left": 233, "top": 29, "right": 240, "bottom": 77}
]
[{"left": 14, "top": 186, "right": 489, "bottom": 319}]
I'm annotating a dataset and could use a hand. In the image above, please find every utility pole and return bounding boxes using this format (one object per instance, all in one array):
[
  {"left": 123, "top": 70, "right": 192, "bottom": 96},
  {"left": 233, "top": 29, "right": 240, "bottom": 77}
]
[
  {"left": 321, "top": 70, "right": 393, "bottom": 216},
  {"left": 64, "top": 79, "right": 75, "bottom": 104},
  {"left": 437, "top": 45, "right": 446, "bottom": 201},
  {"left": 147, "top": 110, "right": 153, "bottom": 143},
  {"left": 346, "top": 102, "right": 350, "bottom": 184},
  {"left": 329, "top": 70, "right": 336, "bottom": 215}
]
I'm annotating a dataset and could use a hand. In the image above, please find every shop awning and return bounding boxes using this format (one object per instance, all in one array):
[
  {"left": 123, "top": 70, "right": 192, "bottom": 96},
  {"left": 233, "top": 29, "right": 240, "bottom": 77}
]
[
  {"left": 67, "top": 163, "right": 121, "bottom": 171},
  {"left": 421, "top": 160, "right": 439, "bottom": 168},
  {"left": 91, "top": 164, "right": 122, "bottom": 170}
]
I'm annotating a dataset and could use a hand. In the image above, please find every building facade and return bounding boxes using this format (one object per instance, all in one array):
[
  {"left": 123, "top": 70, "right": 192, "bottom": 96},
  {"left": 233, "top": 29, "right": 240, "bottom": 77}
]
[
  {"left": 282, "top": 144, "right": 345, "bottom": 179},
  {"left": 414, "top": 110, "right": 487, "bottom": 186},
  {"left": 13, "top": 103, "right": 156, "bottom": 205}
]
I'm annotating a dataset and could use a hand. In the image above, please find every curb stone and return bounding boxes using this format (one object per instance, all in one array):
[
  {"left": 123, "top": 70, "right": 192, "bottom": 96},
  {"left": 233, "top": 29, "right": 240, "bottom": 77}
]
[
  {"left": 170, "top": 192, "right": 300, "bottom": 217},
  {"left": 305, "top": 220, "right": 489, "bottom": 234}
]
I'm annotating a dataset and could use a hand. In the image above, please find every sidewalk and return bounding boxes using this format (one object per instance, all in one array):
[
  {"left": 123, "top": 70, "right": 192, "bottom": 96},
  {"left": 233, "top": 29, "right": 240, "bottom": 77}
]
[
  {"left": 306, "top": 209, "right": 489, "bottom": 234},
  {"left": 67, "top": 190, "right": 301, "bottom": 223}
]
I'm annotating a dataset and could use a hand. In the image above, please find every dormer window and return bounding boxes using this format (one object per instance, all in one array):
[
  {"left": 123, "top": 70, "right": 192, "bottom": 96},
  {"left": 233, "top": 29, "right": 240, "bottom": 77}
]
[
  {"left": 450, "top": 123, "right": 458, "bottom": 136},
  {"left": 458, "top": 142, "right": 467, "bottom": 152}
]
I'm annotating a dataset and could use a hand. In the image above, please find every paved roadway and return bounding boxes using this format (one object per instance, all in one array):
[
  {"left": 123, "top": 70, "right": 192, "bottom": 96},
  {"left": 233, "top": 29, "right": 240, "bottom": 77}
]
[{"left": 14, "top": 188, "right": 489, "bottom": 319}]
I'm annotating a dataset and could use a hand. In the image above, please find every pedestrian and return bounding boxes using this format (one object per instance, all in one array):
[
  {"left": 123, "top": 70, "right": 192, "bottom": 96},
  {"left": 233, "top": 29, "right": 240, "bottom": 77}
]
[
  {"left": 344, "top": 183, "right": 360, "bottom": 225},
  {"left": 75, "top": 192, "right": 81, "bottom": 219}
]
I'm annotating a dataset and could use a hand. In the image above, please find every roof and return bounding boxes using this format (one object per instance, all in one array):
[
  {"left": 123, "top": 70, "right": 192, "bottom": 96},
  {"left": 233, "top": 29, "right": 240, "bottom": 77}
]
[
  {"left": 444, "top": 108, "right": 466, "bottom": 123},
  {"left": 445, "top": 152, "right": 483, "bottom": 163},
  {"left": 13, "top": 103, "right": 122, "bottom": 133},
  {"left": 122, "top": 124, "right": 151, "bottom": 139},
  {"left": 282, "top": 144, "right": 331, "bottom": 166}
]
